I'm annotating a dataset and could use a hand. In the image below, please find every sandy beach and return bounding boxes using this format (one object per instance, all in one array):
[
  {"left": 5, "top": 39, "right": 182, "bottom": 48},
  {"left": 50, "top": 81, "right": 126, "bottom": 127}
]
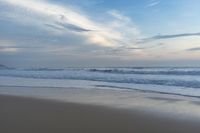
[{"left": 0, "top": 94, "right": 200, "bottom": 133}]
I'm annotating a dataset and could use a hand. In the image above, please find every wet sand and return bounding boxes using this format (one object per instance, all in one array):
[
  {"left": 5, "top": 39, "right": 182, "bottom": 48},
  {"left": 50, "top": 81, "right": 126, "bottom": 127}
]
[{"left": 0, "top": 94, "right": 200, "bottom": 133}]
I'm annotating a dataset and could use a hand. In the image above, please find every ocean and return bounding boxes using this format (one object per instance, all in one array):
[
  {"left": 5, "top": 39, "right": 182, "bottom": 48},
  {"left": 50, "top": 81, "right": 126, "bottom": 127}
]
[{"left": 1, "top": 67, "right": 200, "bottom": 98}]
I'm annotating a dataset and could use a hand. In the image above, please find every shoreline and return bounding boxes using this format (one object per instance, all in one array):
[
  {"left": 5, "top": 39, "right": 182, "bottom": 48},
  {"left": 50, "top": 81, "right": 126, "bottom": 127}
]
[
  {"left": 1, "top": 94, "right": 200, "bottom": 133},
  {"left": 1, "top": 85, "right": 200, "bottom": 120}
]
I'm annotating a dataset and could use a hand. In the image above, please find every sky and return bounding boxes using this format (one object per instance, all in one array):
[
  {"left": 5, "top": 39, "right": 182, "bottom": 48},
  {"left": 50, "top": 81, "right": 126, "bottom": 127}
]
[{"left": 0, "top": 0, "right": 200, "bottom": 67}]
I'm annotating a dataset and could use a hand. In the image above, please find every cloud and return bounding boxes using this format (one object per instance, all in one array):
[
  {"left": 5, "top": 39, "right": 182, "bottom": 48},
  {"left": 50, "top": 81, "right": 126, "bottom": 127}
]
[
  {"left": 187, "top": 47, "right": 200, "bottom": 51},
  {"left": 45, "top": 22, "right": 92, "bottom": 33},
  {"left": 0, "top": 48, "right": 18, "bottom": 53},
  {"left": 0, "top": 39, "right": 14, "bottom": 45},
  {"left": 0, "top": 46, "right": 41, "bottom": 49},
  {"left": 141, "top": 32, "right": 200, "bottom": 43},
  {"left": 0, "top": 39, "right": 17, "bottom": 52},
  {"left": 0, "top": 37, "right": 59, "bottom": 54},
  {"left": 0, "top": 0, "right": 140, "bottom": 47},
  {"left": 0, "top": 45, "right": 19, "bottom": 53},
  {"left": 0, "top": 39, "right": 43, "bottom": 53},
  {"left": 146, "top": 0, "right": 160, "bottom": 7},
  {"left": 56, "top": 22, "right": 92, "bottom": 32}
]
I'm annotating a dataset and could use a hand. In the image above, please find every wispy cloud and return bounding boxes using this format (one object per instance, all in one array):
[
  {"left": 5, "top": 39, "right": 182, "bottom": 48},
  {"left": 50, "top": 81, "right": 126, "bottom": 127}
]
[
  {"left": 0, "top": 45, "right": 19, "bottom": 53},
  {"left": 0, "top": 39, "right": 17, "bottom": 53},
  {"left": 141, "top": 32, "right": 200, "bottom": 43},
  {"left": 45, "top": 23, "right": 91, "bottom": 33},
  {"left": 0, "top": 0, "right": 140, "bottom": 47},
  {"left": 187, "top": 47, "right": 200, "bottom": 51},
  {"left": 146, "top": 0, "right": 160, "bottom": 7},
  {"left": 0, "top": 39, "right": 42, "bottom": 53},
  {"left": 55, "top": 22, "right": 92, "bottom": 32},
  {"left": 0, "top": 40, "right": 12, "bottom": 45},
  {"left": 0, "top": 46, "right": 41, "bottom": 49}
]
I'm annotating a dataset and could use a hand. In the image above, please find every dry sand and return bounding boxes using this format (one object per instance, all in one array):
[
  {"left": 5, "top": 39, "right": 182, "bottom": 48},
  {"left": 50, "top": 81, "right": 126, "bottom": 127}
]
[{"left": 0, "top": 94, "right": 200, "bottom": 133}]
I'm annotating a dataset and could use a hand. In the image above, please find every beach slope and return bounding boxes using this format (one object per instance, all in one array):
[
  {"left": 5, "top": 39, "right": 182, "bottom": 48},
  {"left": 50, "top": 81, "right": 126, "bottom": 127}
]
[{"left": 0, "top": 95, "right": 200, "bottom": 133}]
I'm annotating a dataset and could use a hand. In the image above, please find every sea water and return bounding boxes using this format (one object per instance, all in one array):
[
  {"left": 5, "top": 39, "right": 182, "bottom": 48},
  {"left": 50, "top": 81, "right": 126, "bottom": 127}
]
[{"left": 1, "top": 67, "right": 200, "bottom": 97}]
